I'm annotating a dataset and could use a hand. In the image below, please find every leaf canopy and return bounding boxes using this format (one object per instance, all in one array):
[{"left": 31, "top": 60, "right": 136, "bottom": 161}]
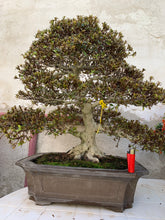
[
  {"left": 1, "top": 15, "right": 165, "bottom": 153},
  {"left": 15, "top": 15, "right": 165, "bottom": 108}
]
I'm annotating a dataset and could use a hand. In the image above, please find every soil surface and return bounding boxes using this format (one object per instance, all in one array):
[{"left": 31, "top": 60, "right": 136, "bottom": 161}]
[{"left": 33, "top": 153, "right": 128, "bottom": 170}]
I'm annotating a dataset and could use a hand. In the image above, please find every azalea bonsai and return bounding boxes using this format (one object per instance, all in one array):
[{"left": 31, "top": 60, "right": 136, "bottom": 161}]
[{"left": 0, "top": 15, "right": 165, "bottom": 162}]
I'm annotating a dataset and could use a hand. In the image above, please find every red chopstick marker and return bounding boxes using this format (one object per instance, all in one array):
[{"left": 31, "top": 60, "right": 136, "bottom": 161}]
[{"left": 127, "top": 149, "right": 135, "bottom": 173}]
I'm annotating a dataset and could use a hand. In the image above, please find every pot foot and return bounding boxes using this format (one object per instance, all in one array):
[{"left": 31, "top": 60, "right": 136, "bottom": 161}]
[
  {"left": 105, "top": 205, "right": 124, "bottom": 212},
  {"left": 35, "top": 200, "right": 52, "bottom": 206},
  {"left": 124, "top": 203, "right": 133, "bottom": 209},
  {"left": 29, "top": 195, "right": 35, "bottom": 201}
]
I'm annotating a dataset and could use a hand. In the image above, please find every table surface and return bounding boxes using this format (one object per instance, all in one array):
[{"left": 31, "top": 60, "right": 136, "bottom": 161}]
[{"left": 0, "top": 178, "right": 165, "bottom": 220}]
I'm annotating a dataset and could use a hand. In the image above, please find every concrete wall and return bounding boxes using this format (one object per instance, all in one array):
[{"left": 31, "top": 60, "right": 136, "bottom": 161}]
[
  {"left": 0, "top": 0, "right": 165, "bottom": 196},
  {"left": 0, "top": 138, "right": 28, "bottom": 197}
]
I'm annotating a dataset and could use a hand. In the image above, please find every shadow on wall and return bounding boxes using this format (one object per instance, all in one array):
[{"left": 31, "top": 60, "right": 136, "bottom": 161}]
[{"left": 0, "top": 135, "right": 28, "bottom": 197}]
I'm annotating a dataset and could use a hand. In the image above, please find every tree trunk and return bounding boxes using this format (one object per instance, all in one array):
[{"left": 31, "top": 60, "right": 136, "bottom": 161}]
[{"left": 68, "top": 103, "right": 104, "bottom": 162}]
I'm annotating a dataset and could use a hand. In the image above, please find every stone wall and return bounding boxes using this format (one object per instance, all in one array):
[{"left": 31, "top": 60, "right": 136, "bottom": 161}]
[{"left": 0, "top": 0, "right": 165, "bottom": 197}]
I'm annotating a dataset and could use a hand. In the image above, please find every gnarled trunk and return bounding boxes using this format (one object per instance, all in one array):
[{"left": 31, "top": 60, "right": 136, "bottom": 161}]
[{"left": 69, "top": 103, "right": 104, "bottom": 162}]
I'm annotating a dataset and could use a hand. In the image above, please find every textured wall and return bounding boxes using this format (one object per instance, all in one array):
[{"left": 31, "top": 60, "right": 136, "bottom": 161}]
[
  {"left": 0, "top": 0, "right": 165, "bottom": 197},
  {"left": 0, "top": 137, "right": 28, "bottom": 197}
]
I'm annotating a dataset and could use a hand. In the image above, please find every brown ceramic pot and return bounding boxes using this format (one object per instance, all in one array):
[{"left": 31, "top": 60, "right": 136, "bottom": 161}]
[{"left": 16, "top": 153, "right": 148, "bottom": 212}]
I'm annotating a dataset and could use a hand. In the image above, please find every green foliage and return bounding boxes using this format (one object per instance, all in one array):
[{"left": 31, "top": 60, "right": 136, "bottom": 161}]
[
  {"left": 0, "top": 15, "right": 165, "bottom": 153},
  {"left": 93, "top": 107, "right": 165, "bottom": 154},
  {"left": 0, "top": 105, "right": 82, "bottom": 147},
  {"left": 108, "top": 115, "right": 165, "bottom": 153},
  {"left": 15, "top": 16, "right": 164, "bottom": 109},
  {"left": 155, "top": 119, "right": 165, "bottom": 133},
  {"left": 154, "top": 119, "right": 165, "bottom": 153},
  {"left": 0, "top": 106, "right": 46, "bottom": 147},
  {"left": 15, "top": 15, "right": 165, "bottom": 107},
  {"left": 45, "top": 106, "right": 83, "bottom": 136}
]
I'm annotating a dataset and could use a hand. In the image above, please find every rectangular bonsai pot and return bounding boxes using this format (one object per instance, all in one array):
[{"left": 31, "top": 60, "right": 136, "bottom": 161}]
[{"left": 16, "top": 153, "right": 148, "bottom": 212}]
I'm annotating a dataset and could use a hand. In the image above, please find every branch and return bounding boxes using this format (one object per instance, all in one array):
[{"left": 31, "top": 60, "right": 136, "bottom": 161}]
[
  {"left": 91, "top": 101, "right": 100, "bottom": 108},
  {"left": 50, "top": 63, "right": 74, "bottom": 72},
  {"left": 17, "top": 95, "right": 78, "bottom": 105}
]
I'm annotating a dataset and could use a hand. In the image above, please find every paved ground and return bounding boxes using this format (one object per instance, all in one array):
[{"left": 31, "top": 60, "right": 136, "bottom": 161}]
[{"left": 0, "top": 178, "right": 165, "bottom": 220}]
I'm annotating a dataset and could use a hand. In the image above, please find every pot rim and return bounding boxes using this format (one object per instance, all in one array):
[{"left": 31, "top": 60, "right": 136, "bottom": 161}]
[{"left": 16, "top": 153, "right": 149, "bottom": 178}]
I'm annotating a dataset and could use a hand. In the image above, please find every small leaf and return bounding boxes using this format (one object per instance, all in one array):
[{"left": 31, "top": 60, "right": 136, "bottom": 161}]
[
  {"left": 82, "top": 50, "right": 87, "bottom": 56},
  {"left": 106, "top": 41, "right": 111, "bottom": 46},
  {"left": 16, "top": 125, "right": 22, "bottom": 132}
]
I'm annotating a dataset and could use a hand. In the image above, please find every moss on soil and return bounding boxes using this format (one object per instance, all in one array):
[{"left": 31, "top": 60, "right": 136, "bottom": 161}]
[{"left": 33, "top": 153, "right": 127, "bottom": 170}]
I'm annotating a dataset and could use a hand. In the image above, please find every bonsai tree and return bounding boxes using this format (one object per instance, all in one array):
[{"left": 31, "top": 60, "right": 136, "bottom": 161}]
[{"left": 0, "top": 15, "right": 165, "bottom": 162}]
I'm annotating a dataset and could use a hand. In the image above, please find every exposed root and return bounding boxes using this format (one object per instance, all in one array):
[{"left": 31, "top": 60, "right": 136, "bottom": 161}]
[
  {"left": 68, "top": 144, "right": 105, "bottom": 163},
  {"left": 67, "top": 103, "right": 105, "bottom": 163}
]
